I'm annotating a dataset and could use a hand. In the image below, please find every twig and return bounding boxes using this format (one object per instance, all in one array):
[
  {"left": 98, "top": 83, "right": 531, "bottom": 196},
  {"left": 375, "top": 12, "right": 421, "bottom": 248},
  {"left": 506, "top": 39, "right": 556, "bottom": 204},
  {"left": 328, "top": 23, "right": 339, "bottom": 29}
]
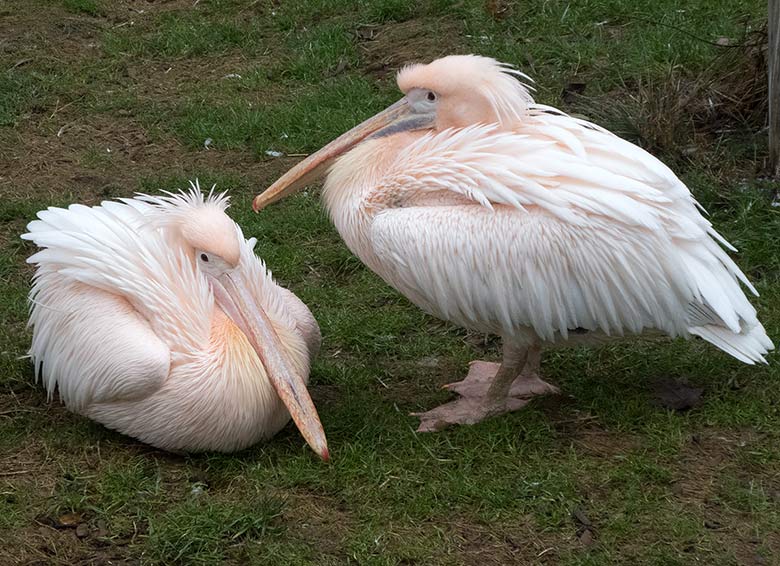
[
  {"left": 7, "top": 58, "right": 32, "bottom": 72},
  {"left": 49, "top": 98, "right": 81, "bottom": 120},
  {"left": 56, "top": 121, "right": 78, "bottom": 137}
]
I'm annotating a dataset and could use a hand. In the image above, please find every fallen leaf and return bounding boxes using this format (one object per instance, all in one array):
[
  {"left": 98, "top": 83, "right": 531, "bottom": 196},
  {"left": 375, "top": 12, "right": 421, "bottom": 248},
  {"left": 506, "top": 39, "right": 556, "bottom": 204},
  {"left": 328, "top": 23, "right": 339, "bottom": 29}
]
[
  {"left": 652, "top": 378, "right": 703, "bottom": 411},
  {"left": 75, "top": 523, "right": 89, "bottom": 538},
  {"left": 572, "top": 505, "right": 596, "bottom": 545},
  {"left": 331, "top": 58, "right": 348, "bottom": 76},
  {"left": 578, "top": 528, "right": 594, "bottom": 546},
  {"left": 56, "top": 512, "right": 84, "bottom": 528},
  {"left": 571, "top": 505, "right": 592, "bottom": 527},
  {"left": 95, "top": 519, "right": 109, "bottom": 538},
  {"left": 355, "top": 26, "right": 378, "bottom": 41},
  {"left": 417, "top": 356, "right": 441, "bottom": 368},
  {"left": 485, "top": 0, "right": 511, "bottom": 20}
]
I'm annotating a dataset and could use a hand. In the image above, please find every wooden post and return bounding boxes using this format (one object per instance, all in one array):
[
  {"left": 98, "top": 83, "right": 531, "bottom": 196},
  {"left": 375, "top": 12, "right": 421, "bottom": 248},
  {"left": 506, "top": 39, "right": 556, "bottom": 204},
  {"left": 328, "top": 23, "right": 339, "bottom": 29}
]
[{"left": 770, "top": 0, "right": 780, "bottom": 177}]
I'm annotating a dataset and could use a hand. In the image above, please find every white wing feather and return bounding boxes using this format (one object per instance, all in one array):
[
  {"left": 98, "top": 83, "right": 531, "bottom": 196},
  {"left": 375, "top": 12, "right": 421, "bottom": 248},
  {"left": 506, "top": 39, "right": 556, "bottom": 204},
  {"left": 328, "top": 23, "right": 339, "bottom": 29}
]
[
  {"left": 26, "top": 279, "right": 170, "bottom": 411},
  {"left": 24, "top": 198, "right": 213, "bottom": 356},
  {"left": 366, "top": 110, "right": 772, "bottom": 362}
]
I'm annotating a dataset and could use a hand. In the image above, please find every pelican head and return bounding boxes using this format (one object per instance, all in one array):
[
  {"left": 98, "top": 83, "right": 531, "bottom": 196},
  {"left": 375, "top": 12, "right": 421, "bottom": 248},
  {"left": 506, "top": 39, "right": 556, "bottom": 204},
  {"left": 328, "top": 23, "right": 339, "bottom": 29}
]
[
  {"left": 151, "top": 189, "right": 329, "bottom": 460},
  {"left": 252, "top": 55, "right": 533, "bottom": 211}
]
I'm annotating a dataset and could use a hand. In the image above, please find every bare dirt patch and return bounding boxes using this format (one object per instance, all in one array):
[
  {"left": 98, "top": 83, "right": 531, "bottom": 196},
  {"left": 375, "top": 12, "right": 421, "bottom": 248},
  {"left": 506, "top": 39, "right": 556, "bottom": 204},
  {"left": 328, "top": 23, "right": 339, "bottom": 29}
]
[
  {"left": 0, "top": 525, "right": 140, "bottom": 566},
  {"left": 1, "top": 10, "right": 104, "bottom": 64},
  {"left": 275, "top": 488, "right": 356, "bottom": 558},
  {"left": 357, "top": 17, "right": 466, "bottom": 78},
  {"left": 670, "top": 430, "right": 780, "bottom": 563},
  {"left": 0, "top": 113, "right": 294, "bottom": 203},
  {"left": 451, "top": 516, "right": 566, "bottom": 565},
  {"left": 1, "top": 0, "right": 288, "bottom": 204},
  {"left": 1, "top": 0, "right": 207, "bottom": 63},
  {"left": 567, "top": 425, "right": 640, "bottom": 458}
]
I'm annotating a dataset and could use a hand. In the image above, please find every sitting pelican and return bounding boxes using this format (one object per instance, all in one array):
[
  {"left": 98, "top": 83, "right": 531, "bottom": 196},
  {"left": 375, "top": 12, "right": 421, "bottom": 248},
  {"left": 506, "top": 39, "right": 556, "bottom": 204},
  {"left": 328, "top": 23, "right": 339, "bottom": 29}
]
[
  {"left": 24, "top": 184, "right": 328, "bottom": 458},
  {"left": 252, "top": 55, "right": 773, "bottom": 432}
]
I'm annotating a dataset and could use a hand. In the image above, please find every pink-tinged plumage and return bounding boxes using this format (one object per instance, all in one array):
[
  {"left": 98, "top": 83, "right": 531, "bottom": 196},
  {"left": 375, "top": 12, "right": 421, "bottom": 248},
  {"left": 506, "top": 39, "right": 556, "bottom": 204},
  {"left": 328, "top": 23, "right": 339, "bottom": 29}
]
[
  {"left": 23, "top": 184, "right": 327, "bottom": 454},
  {"left": 255, "top": 55, "right": 773, "bottom": 431}
]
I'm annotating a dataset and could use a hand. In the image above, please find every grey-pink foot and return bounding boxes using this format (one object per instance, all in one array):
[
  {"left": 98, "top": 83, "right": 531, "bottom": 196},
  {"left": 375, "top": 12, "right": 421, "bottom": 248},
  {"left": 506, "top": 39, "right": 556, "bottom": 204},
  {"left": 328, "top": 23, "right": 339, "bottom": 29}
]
[
  {"left": 443, "top": 361, "right": 559, "bottom": 399},
  {"left": 509, "top": 374, "right": 560, "bottom": 398},
  {"left": 413, "top": 360, "right": 559, "bottom": 432},
  {"left": 411, "top": 395, "right": 531, "bottom": 432},
  {"left": 442, "top": 361, "right": 500, "bottom": 397}
]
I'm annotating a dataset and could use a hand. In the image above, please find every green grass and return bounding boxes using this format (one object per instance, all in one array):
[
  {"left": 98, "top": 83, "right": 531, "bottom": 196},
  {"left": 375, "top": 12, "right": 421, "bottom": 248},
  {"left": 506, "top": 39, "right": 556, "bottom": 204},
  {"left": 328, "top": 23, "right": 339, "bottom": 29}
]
[
  {"left": 62, "top": 0, "right": 102, "bottom": 17},
  {"left": 1, "top": 0, "right": 778, "bottom": 564},
  {"left": 104, "top": 12, "right": 267, "bottom": 59},
  {"left": 146, "top": 494, "right": 285, "bottom": 564},
  {"left": 0, "top": 69, "right": 60, "bottom": 128},
  {"left": 168, "top": 76, "right": 395, "bottom": 153}
]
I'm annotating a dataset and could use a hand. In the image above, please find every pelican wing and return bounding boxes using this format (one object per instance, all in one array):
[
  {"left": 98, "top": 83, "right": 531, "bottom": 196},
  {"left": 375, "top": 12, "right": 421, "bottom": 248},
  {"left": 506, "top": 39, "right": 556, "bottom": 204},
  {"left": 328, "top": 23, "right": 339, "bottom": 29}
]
[
  {"left": 370, "top": 205, "right": 692, "bottom": 340},
  {"left": 22, "top": 200, "right": 185, "bottom": 409},
  {"left": 26, "top": 278, "right": 170, "bottom": 411},
  {"left": 367, "top": 115, "right": 772, "bottom": 361},
  {"left": 387, "top": 120, "right": 713, "bottom": 240},
  {"left": 23, "top": 197, "right": 213, "bottom": 354}
]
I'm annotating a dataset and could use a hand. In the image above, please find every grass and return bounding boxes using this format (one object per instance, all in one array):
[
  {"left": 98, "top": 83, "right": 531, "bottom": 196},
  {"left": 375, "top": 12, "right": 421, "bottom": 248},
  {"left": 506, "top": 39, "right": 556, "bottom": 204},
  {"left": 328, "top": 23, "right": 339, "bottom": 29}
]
[
  {"left": 62, "top": 0, "right": 102, "bottom": 17},
  {"left": 1, "top": 0, "right": 778, "bottom": 564},
  {"left": 146, "top": 494, "right": 285, "bottom": 564},
  {"left": 104, "top": 12, "right": 268, "bottom": 59}
]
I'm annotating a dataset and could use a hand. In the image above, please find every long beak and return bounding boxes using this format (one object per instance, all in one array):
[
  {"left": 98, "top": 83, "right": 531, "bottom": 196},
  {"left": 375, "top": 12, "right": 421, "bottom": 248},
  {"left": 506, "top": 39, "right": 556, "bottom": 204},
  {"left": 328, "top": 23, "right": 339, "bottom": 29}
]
[
  {"left": 209, "top": 271, "right": 329, "bottom": 461},
  {"left": 253, "top": 97, "right": 428, "bottom": 211}
]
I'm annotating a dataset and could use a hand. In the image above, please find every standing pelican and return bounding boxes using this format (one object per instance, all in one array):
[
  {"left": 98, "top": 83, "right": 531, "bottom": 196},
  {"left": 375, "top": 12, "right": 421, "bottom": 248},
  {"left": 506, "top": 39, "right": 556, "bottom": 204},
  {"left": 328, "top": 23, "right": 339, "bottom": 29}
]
[
  {"left": 253, "top": 55, "right": 773, "bottom": 432},
  {"left": 24, "top": 184, "right": 328, "bottom": 458}
]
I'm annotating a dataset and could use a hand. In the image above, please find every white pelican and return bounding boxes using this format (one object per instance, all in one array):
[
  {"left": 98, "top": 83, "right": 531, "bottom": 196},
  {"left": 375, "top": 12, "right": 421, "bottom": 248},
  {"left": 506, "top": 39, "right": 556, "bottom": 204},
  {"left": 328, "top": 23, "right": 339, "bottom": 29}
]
[
  {"left": 24, "top": 184, "right": 328, "bottom": 458},
  {"left": 253, "top": 55, "right": 773, "bottom": 432}
]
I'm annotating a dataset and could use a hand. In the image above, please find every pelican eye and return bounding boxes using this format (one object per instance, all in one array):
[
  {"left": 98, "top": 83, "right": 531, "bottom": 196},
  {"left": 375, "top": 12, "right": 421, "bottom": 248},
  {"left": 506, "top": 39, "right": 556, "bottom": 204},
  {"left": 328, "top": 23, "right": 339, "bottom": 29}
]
[
  {"left": 427, "top": 91, "right": 436, "bottom": 101},
  {"left": 200, "top": 253, "right": 209, "bottom": 262}
]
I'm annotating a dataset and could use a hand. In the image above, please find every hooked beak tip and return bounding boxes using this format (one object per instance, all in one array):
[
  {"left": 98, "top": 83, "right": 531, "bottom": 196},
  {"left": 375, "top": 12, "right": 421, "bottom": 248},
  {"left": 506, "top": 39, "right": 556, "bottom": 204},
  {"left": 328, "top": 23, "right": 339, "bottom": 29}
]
[
  {"left": 211, "top": 271, "right": 328, "bottom": 460},
  {"left": 252, "top": 195, "right": 263, "bottom": 213}
]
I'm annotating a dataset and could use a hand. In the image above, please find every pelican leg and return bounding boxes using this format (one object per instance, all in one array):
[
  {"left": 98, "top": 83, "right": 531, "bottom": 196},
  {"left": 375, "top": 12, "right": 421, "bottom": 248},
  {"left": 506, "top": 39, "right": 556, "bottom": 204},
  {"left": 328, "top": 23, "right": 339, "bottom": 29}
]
[
  {"left": 441, "top": 344, "right": 557, "bottom": 398},
  {"left": 509, "top": 345, "right": 559, "bottom": 398},
  {"left": 412, "top": 342, "right": 557, "bottom": 433}
]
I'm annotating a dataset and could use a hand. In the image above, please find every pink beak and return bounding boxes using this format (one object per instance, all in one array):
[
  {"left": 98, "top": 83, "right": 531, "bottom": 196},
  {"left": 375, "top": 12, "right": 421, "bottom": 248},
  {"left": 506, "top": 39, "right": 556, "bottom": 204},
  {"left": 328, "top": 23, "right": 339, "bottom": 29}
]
[
  {"left": 209, "top": 271, "right": 329, "bottom": 461},
  {"left": 253, "top": 98, "right": 417, "bottom": 211}
]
